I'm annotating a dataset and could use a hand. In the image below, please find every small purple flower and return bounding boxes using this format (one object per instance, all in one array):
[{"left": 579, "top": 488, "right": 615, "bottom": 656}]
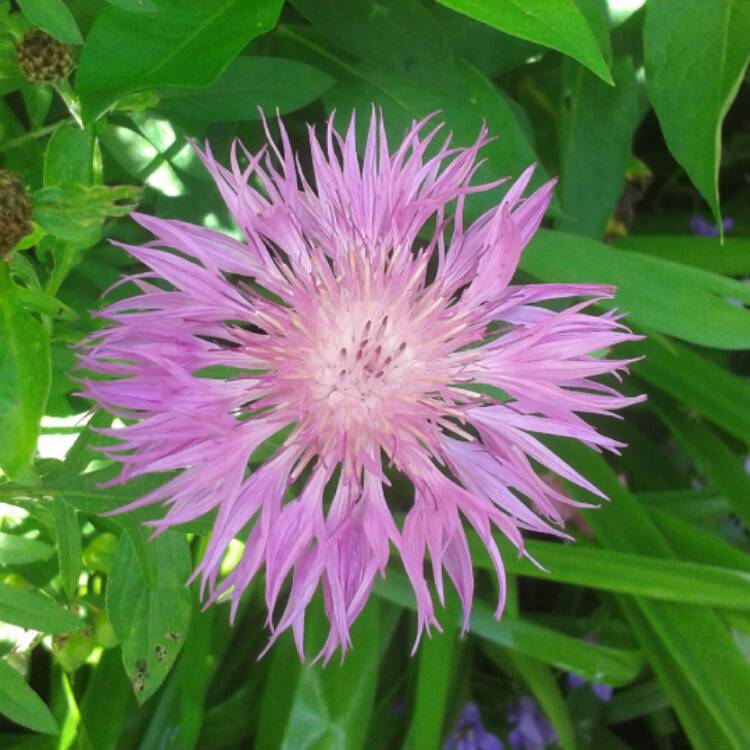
[
  {"left": 445, "top": 703, "right": 503, "bottom": 750},
  {"left": 566, "top": 672, "right": 613, "bottom": 702},
  {"left": 690, "top": 215, "right": 733, "bottom": 237},
  {"left": 565, "top": 634, "right": 613, "bottom": 701},
  {"left": 507, "top": 696, "right": 556, "bottom": 750}
]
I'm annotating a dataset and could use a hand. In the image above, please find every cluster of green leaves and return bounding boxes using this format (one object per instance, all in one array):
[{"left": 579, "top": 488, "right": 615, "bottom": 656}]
[{"left": 1, "top": 0, "right": 749, "bottom": 749}]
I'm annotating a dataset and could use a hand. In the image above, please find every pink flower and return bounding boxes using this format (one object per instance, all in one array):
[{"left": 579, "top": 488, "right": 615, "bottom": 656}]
[{"left": 77, "top": 111, "right": 642, "bottom": 661}]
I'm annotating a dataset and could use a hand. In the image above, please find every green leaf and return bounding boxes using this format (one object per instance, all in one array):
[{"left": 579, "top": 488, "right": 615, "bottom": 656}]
[
  {"left": 158, "top": 56, "right": 334, "bottom": 122},
  {"left": 0, "top": 266, "right": 51, "bottom": 481},
  {"left": 646, "top": 508, "right": 750, "bottom": 575},
  {"left": 77, "top": 648, "right": 133, "bottom": 750},
  {"left": 106, "top": 531, "right": 192, "bottom": 703},
  {"left": 623, "top": 335, "right": 750, "bottom": 446},
  {"left": 0, "top": 582, "right": 83, "bottom": 633},
  {"left": 522, "top": 229, "right": 750, "bottom": 349},
  {"left": 0, "top": 660, "right": 58, "bottom": 735},
  {"left": 75, "top": 0, "right": 284, "bottom": 122},
  {"left": 405, "top": 597, "right": 458, "bottom": 750},
  {"left": 255, "top": 598, "right": 381, "bottom": 750},
  {"left": 431, "top": 3, "right": 540, "bottom": 77},
  {"left": 557, "top": 56, "right": 640, "bottom": 238},
  {"left": 32, "top": 183, "right": 141, "bottom": 241},
  {"left": 434, "top": 0, "right": 613, "bottom": 83},
  {"left": 290, "top": 0, "right": 457, "bottom": 88},
  {"left": 177, "top": 607, "right": 216, "bottom": 750},
  {"left": 572, "top": 0, "right": 612, "bottom": 65},
  {"left": 51, "top": 500, "right": 81, "bottom": 599},
  {"left": 616, "top": 235, "right": 750, "bottom": 276},
  {"left": 12, "top": 287, "right": 76, "bottom": 321},
  {"left": 16, "top": 0, "right": 82, "bottom": 45},
  {"left": 554, "top": 440, "right": 750, "bottom": 749},
  {"left": 0, "top": 532, "right": 54, "bottom": 566},
  {"left": 375, "top": 574, "right": 643, "bottom": 686},
  {"left": 478, "top": 538, "right": 750, "bottom": 611},
  {"left": 106, "top": 0, "right": 158, "bottom": 11},
  {"left": 614, "top": 598, "right": 731, "bottom": 750},
  {"left": 43, "top": 123, "right": 95, "bottom": 187},
  {"left": 644, "top": 0, "right": 750, "bottom": 223},
  {"left": 652, "top": 397, "right": 750, "bottom": 529}
]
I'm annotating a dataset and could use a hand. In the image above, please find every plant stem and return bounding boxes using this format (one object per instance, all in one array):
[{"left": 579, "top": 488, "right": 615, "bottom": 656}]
[{"left": 1, "top": 121, "right": 67, "bottom": 151}]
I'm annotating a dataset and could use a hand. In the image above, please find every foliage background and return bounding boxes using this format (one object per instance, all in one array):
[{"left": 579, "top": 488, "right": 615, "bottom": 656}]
[{"left": 1, "top": 0, "right": 749, "bottom": 748}]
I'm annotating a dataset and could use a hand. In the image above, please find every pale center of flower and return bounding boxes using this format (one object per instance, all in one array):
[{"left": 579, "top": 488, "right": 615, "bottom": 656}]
[
  {"left": 257, "top": 248, "right": 481, "bottom": 468},
  {"left": 309, "top": 307, "right": 414, "bottom": 431}
]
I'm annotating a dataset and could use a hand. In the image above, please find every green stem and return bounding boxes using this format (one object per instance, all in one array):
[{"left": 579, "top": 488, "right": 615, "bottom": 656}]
[{"left": 1, "top": 121, "right": 67, "bottom": 151}]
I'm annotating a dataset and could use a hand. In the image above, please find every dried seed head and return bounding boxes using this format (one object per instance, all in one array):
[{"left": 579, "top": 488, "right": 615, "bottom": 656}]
[
  {"left": 0, "top": 170, "right": 32, "bottom": 258},
  {"left": 16, "top": 29, "right": 73, "bottom": 84}
]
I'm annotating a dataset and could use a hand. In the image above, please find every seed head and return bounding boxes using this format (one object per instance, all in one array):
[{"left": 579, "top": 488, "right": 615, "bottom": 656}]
[
  {"left": 0, "top": 170, "right": 32, "bottom": 258},
  {"left": 16, "top": 29, "right": 73, "bottom": 84}
]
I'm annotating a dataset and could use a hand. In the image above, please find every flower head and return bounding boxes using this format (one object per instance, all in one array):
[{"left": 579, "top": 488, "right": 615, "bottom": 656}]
[
  {"left": 445, "top": 703, "right": 503, "bottom": 750},
  {"left": 78, "top": 111, "right": 642, "bottom": 661},
  {"left": 507, "top": 696, "right": 556, "bottom": 750},
  {"left": 565, "top": 633, "right": 613, "bottom": 701},
  {"left": 690, "top": 215, "right": 733, "bottom": 238}
]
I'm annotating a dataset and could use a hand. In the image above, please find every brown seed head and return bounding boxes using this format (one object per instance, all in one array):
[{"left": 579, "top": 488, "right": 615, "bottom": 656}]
[
  {"left": 0, "top": 170, "right": 32, "bottom": 258},
  {"left": 16, "top": 29, "right": 73, "bottom": 84}
]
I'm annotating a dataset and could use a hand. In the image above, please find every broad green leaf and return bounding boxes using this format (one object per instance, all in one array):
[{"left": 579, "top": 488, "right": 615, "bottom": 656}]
[
  {"left": 51, "top": 500, "right": 81, "bottom": 599},
  {"left": 522, "top": 229, "right": 750, "bottom": 349},
  {"left": 622, "top": 335, "right": 750, "bottom": 446},
  {"left": 291, "top": 0, "right": 457, "bottom": 88},
  {"left": 106, "top": 531, "right": 192, "bottom": 703},
  {"left": 0, "top": 266, "right": 51, "bottom": 481},
  {"left": 0, "top": 532, "right": 54, "bottom": 566},
  {"left": 476, "top": 538, "right": 750, "bottom": 611},
  {"left": 434, "top": 0, "right": 613, "bottom": 83},
  {"left": 256, "top": 598, "right": 381, "bottom": 750},
  {"left": 75, "top": 0, "right": 284, "bottom": 122},
  {"left": 43, "top": 123, "right": 95, "bottom": 187},
  {"left": 375, "top": 574, "right": 643, "bottom": 686},
  {"left": 17, "top": 0, "right": 82, "bottom": 45},
  {"left": 32, "top": 183, "right": 141, "bottom": 241},
  {"left": 572, "top": 0, "right": 612, "bottom": 65},
  {"left": 0, "top": 660, "right": 58, "bottom": 734},
  {"left": 0, "top": 582, "right": 83, "bottom": 633},
  {"left": 431, "top": 3, "right": 540, "bottom": 77},
  {"left": 617, "top": 235, "right": 750, "bottom": 276},
  {"left": 158, "top": 57, "right": 334, "bottom": 122},
  {"left": 106, "top": 0, "right": 158, "bottom": 11},
  {"left": 557, "top": 56, "right": 640, "bottom": 238},
  {"left": 644, "top": 0, "right": 750, "bottom": 223}
]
